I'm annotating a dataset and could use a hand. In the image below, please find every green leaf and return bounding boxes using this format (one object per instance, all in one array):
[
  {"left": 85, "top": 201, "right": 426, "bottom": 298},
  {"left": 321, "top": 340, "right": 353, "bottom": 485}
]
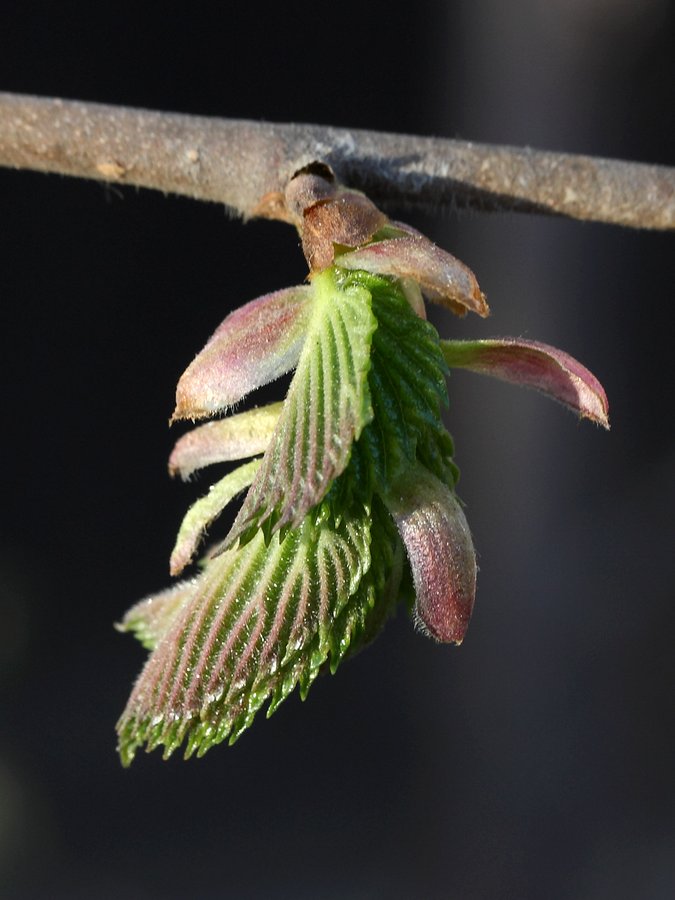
[
  {"left": 348, "top": 272, "right": 458, "bottom": 492},
  {"left": 117, "top": 494, "right": 381, "bottom": 764},
  {"left": 169, "top": 458, "right": 261, "bottom": 576},
  {"left": 226, "top": 267, "right": 376, "bottom": 546},
  {"left": 169, "top": 402, "right": 283, "bottom": 480},
  {"left": 320, "top": 495, "right": 403, "bottom": 671}
]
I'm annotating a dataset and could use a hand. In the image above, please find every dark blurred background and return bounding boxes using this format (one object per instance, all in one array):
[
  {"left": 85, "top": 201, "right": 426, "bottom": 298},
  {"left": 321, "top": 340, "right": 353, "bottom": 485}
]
[{"left": 1, "top": 2, "right": 674, "bottom": 898}]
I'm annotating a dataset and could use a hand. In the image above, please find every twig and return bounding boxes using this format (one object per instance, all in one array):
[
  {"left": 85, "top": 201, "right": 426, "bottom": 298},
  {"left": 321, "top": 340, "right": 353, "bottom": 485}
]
[{"left": 0, "top": 92, "right": 673, "bottom": 230}]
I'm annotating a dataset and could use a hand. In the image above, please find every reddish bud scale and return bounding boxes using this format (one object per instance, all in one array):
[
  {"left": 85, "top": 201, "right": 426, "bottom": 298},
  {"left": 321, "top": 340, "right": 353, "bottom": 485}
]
[
  {"left": 172, "top": 285, "right": 312, "bottom": 421},
  {"left": 441, "top": 338, "right": 610, "bottom": 429},
  {"left": 385, "top": 466, "right": 477, "bottom": 645}
]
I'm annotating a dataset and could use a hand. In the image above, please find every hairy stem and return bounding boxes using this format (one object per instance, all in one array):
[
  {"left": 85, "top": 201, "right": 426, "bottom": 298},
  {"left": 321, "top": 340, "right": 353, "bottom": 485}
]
[{"left": 0, "top": 92, "right": 673, "bottom": 230}]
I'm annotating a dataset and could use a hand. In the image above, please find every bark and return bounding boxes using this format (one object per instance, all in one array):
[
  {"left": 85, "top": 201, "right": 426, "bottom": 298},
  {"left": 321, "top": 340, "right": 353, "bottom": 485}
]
[{"left": 0, "top": 92, "right": 673, "bottom": 230}]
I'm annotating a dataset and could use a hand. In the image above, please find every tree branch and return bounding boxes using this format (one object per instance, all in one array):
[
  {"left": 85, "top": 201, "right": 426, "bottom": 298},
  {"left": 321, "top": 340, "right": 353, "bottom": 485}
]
[{"left": 1, "top": 92, "right": 673, "bottom": 230}]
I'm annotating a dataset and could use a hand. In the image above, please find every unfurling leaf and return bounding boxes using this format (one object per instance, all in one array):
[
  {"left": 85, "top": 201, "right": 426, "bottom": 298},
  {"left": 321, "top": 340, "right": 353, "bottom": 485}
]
[
  {"left": 117, "top": 495, "right": 391, "bottom": 765},
  {"left": 353, "top": 272, "right": 456, "bottom": 491},
  {"left": 225, "top": 267, "right": 376, "bottom": 546}
]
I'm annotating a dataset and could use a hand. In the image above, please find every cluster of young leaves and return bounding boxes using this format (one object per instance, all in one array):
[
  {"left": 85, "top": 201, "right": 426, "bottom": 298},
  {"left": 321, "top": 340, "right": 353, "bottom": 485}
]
[
  {"left": 117, "top": 167, "right": 609, "bottom": 764},
  {"left": 118, "top": 269, "right": 456, "bottom": 763}
]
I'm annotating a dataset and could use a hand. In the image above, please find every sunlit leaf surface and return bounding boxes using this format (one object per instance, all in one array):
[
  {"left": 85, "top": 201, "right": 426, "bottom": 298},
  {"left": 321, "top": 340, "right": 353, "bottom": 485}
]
[
  {"left": 226, "top": 268, "right": 376, "bottom": 546},
  {"left": 117, "top": 497, "right": 379, "bottom": 764}
]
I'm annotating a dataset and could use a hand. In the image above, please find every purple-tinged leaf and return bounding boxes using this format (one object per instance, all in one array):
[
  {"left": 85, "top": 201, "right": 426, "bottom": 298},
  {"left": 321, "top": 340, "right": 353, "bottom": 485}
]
[
  {"left": 441, "top": 338, "right": 610, "bottom": 428},
  {"left": 169, "top": 402, "right": 282, "bottom": 480},
  {"left": 172, "top": 285, "right": 313, "bottom": 421},
  {"left": 170, "top": 459, "right": 260, "bottom": 576},
  {"left": 384, "top": 465, "right": 476, "bottom": 645},
  {"left": 337, "top": 234, "right": 489, "bottom": 318}
]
